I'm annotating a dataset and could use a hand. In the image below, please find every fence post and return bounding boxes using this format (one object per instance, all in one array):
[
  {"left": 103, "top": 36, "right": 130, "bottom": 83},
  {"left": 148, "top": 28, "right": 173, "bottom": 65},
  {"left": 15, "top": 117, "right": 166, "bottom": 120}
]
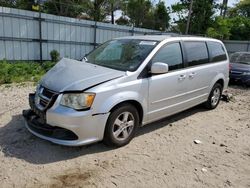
[
  {"left": 38, "top": 10, "right": 42, "bottom": 63},
  {"left": 247, "top": 41, "right": 250, "bottom": 52},
  {"left": 130, "top": 25, "right": 134, "bottom": 36},
  {"left": 93, "top": 21, "right": 97, "bottom": 49}
]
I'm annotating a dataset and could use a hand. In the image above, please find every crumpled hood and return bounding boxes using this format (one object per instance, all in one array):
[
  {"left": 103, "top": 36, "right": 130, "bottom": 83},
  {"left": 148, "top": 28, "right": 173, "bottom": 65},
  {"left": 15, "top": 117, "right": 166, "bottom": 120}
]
[{"left": 40, "top": 58, "right": 125, "bottom": 92}]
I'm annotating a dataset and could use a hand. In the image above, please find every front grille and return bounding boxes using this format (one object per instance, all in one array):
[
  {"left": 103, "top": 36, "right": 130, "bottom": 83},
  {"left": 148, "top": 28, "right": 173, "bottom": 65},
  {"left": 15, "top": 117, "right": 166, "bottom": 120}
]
[
  {"left": 42, "top": 88, "right": 55, "bottom": 99},
  {"left": 40, "top": 98, "right": 48, "bottom": 107},
  {"left": 35, "top": 86, "right": 58, "bottom": 111}
]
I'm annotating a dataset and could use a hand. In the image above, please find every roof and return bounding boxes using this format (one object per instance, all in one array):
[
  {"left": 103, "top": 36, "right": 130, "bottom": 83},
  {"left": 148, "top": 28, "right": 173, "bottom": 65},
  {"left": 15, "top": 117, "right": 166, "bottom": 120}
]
[{"left": 115, "top": 35, "right": 173, "bottom": 41}]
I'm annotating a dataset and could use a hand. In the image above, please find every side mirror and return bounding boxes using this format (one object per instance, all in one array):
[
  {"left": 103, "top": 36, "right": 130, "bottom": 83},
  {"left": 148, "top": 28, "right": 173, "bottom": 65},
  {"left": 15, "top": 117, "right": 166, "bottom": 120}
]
[{"left": 151, "top": 62, "right": 169, "bottom": 74}]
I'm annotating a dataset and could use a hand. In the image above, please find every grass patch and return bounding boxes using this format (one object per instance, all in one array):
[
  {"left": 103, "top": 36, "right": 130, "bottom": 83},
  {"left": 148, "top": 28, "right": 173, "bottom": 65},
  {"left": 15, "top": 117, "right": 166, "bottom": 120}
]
[{"left": 0, "top": 60, "right": 56, "bottom": 84}]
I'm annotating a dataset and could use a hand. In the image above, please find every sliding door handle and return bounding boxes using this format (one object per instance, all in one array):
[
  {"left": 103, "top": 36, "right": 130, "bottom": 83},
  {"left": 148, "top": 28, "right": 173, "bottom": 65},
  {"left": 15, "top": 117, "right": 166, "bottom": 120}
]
[{"left": 189, "top": 72, "right": 196, "bottom": 78}]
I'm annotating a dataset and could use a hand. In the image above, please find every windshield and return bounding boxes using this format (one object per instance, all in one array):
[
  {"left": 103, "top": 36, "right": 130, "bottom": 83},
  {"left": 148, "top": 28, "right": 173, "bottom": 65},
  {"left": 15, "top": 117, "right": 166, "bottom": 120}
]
[
  {"left": 85, "top": 39, "right": 158, "bottom": 71},
  {"left": 230, "top": 53, "right": 250, "bottom": 65}
]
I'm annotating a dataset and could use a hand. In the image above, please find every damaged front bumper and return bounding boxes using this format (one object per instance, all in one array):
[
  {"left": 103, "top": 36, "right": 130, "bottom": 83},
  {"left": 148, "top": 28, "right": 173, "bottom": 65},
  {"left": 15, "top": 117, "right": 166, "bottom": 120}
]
[{"left": 23, "top": 94, "right": 110, "bottom": 146}]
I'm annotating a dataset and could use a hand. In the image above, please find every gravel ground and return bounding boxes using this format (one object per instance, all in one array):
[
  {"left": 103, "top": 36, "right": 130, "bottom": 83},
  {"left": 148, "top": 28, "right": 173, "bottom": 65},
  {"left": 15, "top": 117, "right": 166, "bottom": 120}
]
[{"left": 0, "top": 83, "right": 249, "bottom": 188}]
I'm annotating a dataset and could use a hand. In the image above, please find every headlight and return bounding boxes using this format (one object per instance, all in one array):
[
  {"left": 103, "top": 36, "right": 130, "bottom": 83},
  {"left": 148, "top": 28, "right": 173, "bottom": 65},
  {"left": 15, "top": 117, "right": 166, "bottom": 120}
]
[
  {"left": 242, "top": 72, "right": 250, "bottom": 76},
  {"left": 60, "top": 93, "right": 95, "bottom": 110}
]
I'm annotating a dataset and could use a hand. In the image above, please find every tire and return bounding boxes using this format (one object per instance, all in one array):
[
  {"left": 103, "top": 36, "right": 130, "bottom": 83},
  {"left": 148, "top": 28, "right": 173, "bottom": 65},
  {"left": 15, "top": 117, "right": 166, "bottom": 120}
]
[
  {"left": 103, "top": 103, "right": 139, "bottom": 147},
  {"left": 205, "top": 83, "right": 223, "bottom": 109}
]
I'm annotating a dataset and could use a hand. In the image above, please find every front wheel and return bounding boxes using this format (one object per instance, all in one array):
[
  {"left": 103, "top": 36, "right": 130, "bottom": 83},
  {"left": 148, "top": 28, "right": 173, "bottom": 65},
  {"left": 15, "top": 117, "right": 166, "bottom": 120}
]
[
  {"left": 103, "top": 104, "right": 139, "bottom": 147},
  {"left": 205, "top": 83, "right": 222, "bottom": 109}
]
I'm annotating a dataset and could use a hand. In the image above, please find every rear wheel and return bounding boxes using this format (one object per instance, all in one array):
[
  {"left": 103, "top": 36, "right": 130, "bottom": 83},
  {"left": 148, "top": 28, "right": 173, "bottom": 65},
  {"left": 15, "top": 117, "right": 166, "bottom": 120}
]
[
  {"left": 103, "top": 104, "right": 139, "bottom": 147},
  {"left": 205, "top": 83, "right": 222, "bottom": 109}
]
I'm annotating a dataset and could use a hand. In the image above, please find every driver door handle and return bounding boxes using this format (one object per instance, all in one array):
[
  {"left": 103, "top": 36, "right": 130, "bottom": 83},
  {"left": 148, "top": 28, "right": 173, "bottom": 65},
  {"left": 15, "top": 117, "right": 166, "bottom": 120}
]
[{"left": 178, "top": 74, "right": 186, "bottom": 80}]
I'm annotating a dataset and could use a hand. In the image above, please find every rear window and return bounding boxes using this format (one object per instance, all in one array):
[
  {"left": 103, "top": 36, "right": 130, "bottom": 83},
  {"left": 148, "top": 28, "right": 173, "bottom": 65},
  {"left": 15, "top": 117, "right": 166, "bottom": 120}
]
[
  {"left": 207, "top": 41, "right": 227, "bottom": 62},
  {"left": 184, "top": 42, "right": 209, "bottom": 67}
]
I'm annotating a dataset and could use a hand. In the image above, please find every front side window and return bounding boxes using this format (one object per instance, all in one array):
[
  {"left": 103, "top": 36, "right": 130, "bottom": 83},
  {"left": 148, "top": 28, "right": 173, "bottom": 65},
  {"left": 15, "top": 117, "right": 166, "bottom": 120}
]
[
  {"left": 184, "top": 41, "right": 209, "bottom": 67},
  {"left": 207, "top": 41, "right": 227, "bottom": 62},
  {"left": 86, "top": 39, "right": 157, "bottom": 71},
  {"left": 151, "top": 42, "right": 183, "bottom": 71}
]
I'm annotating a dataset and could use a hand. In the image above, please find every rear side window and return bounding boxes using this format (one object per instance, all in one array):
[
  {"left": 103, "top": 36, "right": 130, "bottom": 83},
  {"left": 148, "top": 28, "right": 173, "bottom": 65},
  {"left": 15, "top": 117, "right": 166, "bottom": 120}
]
[
  {"left": 207, "top": 41, "right": 227, "bottom": 62},
  {"left": 151, "top": 43, "right": 183, "bottom": 71},
  {"left": 184, "top": 42, "right": 209, "bottom": 66}
]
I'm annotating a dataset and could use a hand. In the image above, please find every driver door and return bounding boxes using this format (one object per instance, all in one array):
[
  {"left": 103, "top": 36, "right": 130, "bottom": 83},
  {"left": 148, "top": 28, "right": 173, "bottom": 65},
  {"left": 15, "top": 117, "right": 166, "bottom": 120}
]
[{"left": 147, "top": 42, "right": 189, "bottom": 122}]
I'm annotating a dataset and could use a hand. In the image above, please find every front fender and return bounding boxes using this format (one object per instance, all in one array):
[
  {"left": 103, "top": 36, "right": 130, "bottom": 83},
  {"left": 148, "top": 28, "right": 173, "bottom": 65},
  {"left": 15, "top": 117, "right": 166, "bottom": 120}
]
[{"left": 97, "top": 91, "right": 145, "bottom": 114}]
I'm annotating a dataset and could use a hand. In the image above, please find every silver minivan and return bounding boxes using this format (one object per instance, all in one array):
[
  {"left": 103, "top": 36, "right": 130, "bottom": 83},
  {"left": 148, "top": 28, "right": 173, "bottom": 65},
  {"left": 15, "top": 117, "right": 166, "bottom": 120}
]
[{"left": 23, "top": 35, "right": 229, "bottom": 147}]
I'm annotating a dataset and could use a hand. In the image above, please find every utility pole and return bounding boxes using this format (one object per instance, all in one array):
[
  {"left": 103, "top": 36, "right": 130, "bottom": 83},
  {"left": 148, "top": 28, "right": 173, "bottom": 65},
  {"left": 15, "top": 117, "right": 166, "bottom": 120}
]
[
  {"left": 38, "top": 0, "right": 43, "bottom": 63},
  {"left": 185, "top": 0, "right": 194, "bottom": 35},
  {"left": 111, "top": 2, "right": 114, "bottom": 24},
  {"left": 222, "top": 0, "right": 228, "bottom": 18},
  {"left": 33, "top": 0, "right": 43, "bottom": 63}
]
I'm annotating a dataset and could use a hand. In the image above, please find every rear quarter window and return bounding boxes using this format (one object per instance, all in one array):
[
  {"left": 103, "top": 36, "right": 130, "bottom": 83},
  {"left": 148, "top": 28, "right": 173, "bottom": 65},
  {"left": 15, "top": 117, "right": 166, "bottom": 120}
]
[
  {"left": 207, "top": 41, "right": 227, "bottom": 62},
  {"left": 184, "top": 41, "right": 209, "bottom": 67}
]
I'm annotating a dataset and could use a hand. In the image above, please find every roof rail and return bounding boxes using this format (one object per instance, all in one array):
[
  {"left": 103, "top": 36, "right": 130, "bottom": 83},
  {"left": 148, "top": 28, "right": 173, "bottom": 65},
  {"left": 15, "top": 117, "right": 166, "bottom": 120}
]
[
  {"left": 143, "top": 32, "right": 181, "bottom": 36},
  {"left": 144, "top": 32, "right": 206, "bottom": 38}
]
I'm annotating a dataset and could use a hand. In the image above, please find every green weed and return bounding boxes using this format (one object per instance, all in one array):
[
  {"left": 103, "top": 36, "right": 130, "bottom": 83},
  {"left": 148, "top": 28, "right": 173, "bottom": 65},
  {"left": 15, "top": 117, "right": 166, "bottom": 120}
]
[{"left": 0, "top": 60, "right": 56, "bottom": 85}]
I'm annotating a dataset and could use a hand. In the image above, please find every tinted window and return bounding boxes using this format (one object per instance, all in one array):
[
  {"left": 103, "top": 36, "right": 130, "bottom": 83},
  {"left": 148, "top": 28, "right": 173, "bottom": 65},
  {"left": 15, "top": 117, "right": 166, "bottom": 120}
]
[
  {"left": 207, "top": 42, "right": 227, "bottom": 62},
  {"left": 152, "top": 43, "right": 183, "bottom": 71},
  {"left": 185, "top": 42, "right": 209, "bottom": 66}
]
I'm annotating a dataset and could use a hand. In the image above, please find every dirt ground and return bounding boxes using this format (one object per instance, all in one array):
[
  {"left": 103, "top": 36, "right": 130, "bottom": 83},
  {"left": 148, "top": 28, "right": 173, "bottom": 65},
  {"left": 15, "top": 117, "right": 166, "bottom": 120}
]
[{"left": 0, "top": 83, "right": 249, "bottom": 188}]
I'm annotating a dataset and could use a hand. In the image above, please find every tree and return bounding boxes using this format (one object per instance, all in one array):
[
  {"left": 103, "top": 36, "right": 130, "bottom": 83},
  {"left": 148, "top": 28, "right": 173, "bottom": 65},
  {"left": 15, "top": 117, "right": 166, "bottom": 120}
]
[
  {"left": 86, "top": 0, "right": 122, "bottom": 22},
  {"left": 0, "top": 0, "right": 170, "bottom": 30},
  {"left": 207, "top": 0, "right": 250, "bottom": 41},
  {"left": 89, "top": 0, "right": 109, "bottom": 21},
  {"left": 227, "top": 0, "right": 250, "bottom": 40},
  {"left": 126, "top": 0, "right": 152, "bottom": 27},
  {"left": 154, "top": 1, "right": 170, "bottom": 31},
  {"left": 206, "top": 16, "right": 231, "bottom": 39},
  {"left": 228, "top": 0, "right": 250, "bottom": 18},
  {"left": 0, "top": 0, "right": 16, "bottom": 7},
  {"left": 121, "top": 0, "right": 170, "bottom": 30},
  {"left": 0, "top": 0, "right": 34, "bottom": 10},
  {"left": 229, "top": 16, "right": 250, "bottom": 40},
  {"left": 171, "top": 0, "right": 216, "bottom": 35},
  {"left": 43, "top": 0, "right": 91, "bottom": 18},
  {"left": 238, "top": 0, "right": 250, "bottom": 17}
]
